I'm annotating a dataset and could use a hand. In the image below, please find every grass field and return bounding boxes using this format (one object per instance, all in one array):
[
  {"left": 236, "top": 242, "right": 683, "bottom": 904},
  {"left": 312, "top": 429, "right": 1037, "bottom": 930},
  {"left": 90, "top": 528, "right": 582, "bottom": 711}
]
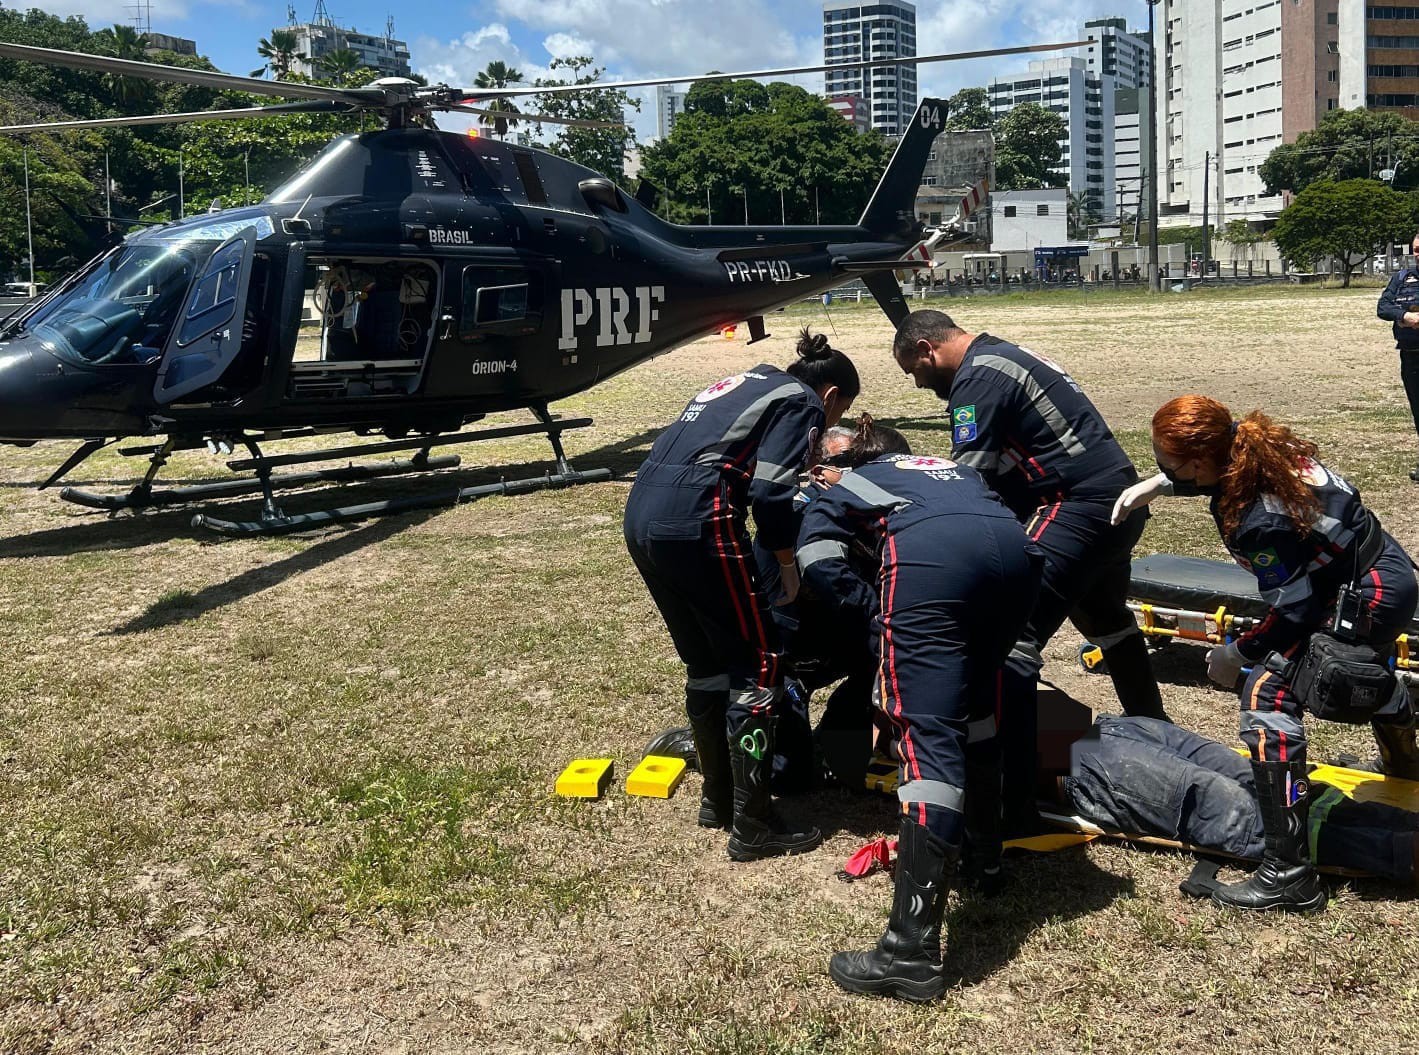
[{"left": 3, "top": 284, "right": 1419, "bottom": 1053}]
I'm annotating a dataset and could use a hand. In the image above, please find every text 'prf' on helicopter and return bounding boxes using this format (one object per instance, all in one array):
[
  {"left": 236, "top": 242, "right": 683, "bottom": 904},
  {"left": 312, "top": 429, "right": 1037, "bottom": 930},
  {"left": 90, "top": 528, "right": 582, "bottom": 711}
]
[{"left": 0, "top": 37, "right": 1073, "bottom": 535}]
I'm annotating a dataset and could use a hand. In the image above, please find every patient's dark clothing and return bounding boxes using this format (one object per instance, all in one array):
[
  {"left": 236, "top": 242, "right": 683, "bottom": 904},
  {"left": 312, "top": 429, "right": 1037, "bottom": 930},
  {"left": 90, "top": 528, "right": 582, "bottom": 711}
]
[{"left": 1063, "top": 716, "right": 1417, "bottom": 882}]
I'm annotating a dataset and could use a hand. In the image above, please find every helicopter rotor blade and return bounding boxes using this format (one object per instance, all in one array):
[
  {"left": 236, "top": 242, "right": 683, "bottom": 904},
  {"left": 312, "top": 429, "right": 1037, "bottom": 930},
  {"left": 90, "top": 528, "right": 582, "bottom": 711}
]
[
  {"left": 462, "top": 39, "right": 1089, "bottom": 98},
  {"left": 0, "top": 41, "right": 380, "bottom": 105},
  {"left": 0, "top": 100, "right": 358, "bottom": 135},
  {"left": 444, "top": 103, "right": 629, "bottom": 131}
]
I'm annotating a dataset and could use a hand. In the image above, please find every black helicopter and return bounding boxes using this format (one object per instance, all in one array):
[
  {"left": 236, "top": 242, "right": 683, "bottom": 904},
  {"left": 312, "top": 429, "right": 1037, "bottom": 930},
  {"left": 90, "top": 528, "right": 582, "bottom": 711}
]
[{"left": 0, "top": 38, "right": 1075, "bottom": 535}]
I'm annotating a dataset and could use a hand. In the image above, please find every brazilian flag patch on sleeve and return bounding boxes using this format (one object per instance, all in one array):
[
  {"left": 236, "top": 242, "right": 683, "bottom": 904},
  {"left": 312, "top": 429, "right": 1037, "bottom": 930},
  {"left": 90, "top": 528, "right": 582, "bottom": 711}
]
[
  {"left": 1249, "top": 547, "right": 1289, "bottom": 588},
  {"left": 953, "top": 404, "right": 976, "bottom": 426}
]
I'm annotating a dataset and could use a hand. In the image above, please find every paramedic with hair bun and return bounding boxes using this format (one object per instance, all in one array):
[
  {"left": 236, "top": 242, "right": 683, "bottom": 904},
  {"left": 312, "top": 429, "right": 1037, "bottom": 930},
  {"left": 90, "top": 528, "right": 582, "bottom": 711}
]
[
  {"left": 623, "top": 330, "right": 858, "bottom": 863},
  {"left": 1114, "top": 394, "right": 1419, "bottom": 913}
]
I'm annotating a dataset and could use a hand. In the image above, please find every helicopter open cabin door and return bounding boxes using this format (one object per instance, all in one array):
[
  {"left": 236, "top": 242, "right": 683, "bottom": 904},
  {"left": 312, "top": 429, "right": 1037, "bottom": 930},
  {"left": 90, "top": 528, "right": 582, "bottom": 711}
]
[{"left": 152, "top": 226, "right": 255, "bottom": 403}]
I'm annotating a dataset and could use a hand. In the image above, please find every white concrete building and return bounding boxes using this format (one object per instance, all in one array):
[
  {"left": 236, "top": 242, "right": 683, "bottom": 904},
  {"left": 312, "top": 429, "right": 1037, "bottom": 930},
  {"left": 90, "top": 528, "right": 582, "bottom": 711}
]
[
  {"left": 989, "top": 57, "right": 1116, "bottom": 219},
  {"left": 1084, "top": 16, "right": 1153, "bottom": 90},
  {"left": 656, "top": 86, "right": 687, "bottom": 141},
  {"left": 1113, "top": 87, "right": 1146, "bottom": 222},
  {"left": 990, "top": 189, "right": 1070, "bottom": 251},
  {"left": 823, "top": 1, "right": 918, "bottom": 135},
  {"left": 282, "top": 10, "right": 411, "bottom": 81},
  {"left": 1155, "top": 0, "right": 1340, "bottom": 225}
]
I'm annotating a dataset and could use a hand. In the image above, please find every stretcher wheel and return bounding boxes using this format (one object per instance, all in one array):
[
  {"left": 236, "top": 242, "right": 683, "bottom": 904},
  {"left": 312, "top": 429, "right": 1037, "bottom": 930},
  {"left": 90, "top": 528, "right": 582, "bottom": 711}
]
[{"left": 1078, "top": 643, "right": 1108, "bottom": 675}]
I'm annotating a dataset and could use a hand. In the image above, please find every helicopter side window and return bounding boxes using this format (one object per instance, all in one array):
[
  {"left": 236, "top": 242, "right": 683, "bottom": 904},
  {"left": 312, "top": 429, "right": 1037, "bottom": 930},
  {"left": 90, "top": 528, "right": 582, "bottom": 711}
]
[
  {"left": 460, "top": 267, "right": 542, "bottom": 340},
  {"left": 176, "top": 239, "right": 244, "bottom": 347}
]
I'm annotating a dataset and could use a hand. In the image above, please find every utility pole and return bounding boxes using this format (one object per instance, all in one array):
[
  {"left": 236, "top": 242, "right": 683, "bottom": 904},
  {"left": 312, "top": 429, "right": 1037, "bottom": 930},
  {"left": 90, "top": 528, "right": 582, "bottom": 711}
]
[
  {"left": 780, "top": 186, "right": 786, "bottom": 225},
  {"left": 105, "top": 149, "right": 112, "bottom": 235},
  {"left": 23, "top": 144, "right": 34, "bottom": 292},
  {"left": 742, "top": 187, "right": 749, "bottom": 225},
  {"left": 1147, "top": 0, "right": 1162, "bottom": 291},
  {"left": 815, "top": 185, "right": 821, "bottom": 224},
  {"left": 705, "top": 185, "right": 712, "bottom": 225},
  {"left": 1200, "top": 149, "right": 1211, "bottom": 277},
  {"left": 178, "top": 144, "right": 185, "bottom": 219}
]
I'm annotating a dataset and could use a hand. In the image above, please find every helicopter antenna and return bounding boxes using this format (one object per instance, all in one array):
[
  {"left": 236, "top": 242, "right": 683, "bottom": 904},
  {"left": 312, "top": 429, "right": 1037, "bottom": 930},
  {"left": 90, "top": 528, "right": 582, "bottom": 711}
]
[{"left": 292, "top": 193, "right": 313, "bottom": 222}]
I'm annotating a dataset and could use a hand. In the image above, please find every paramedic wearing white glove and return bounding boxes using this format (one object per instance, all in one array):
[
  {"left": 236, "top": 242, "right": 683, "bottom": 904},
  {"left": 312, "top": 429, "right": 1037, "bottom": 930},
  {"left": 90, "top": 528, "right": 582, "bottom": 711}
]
[{"left": 1151, "top": 394, "right": 1419, "bottom": 914}]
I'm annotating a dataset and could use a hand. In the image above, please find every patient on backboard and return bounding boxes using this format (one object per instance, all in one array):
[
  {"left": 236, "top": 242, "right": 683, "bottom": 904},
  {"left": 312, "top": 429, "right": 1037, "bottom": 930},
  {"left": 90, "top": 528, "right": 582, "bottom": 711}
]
[{"left": 1054, "top": 713, "right": 1419, "bottom": 885}]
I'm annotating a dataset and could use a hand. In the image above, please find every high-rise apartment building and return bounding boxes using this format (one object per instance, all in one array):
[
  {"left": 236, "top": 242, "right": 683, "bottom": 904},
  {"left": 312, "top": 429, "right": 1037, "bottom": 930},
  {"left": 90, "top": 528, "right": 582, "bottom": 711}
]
[
  {"left": 989, "top": 57, "right": 1116, "bottom": 219},
  {"left": 656, "top": 85, "right": 687, "bottom": 140},
  {"left": 1339, "top": 0, "right": 1419, "bottom": 118},
  {"left": 281, "top": 5, "right": 411, "bottom": 81},
  {"left": 1113, "top": 87, "right": 1150, "bottom": 222},
  {"left": 1156, "top": 0, "right": 1343, "bottom": 224},
  {"left": 1083, "top": 17, "right": 1153, "bottom": 90},
  {"left": 823, "top": 1, "right": 918, "bottom": 135}
]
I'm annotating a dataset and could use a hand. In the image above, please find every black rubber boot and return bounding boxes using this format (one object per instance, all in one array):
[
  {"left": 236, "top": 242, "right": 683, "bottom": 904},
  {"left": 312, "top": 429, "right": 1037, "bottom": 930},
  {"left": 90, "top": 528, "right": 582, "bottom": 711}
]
[
  {"left": 686, "top": 691, "right": 732, "bottom": 830},
  {"left": 1212, "top": 760, "right": 1327, "bottom": 914},
  {"left": 643, "top": 726, "right": 698, "bottom": 770},
  {"left": 959, "top": 750, "right": 1006, "bottom": 895},
  {"left": 829, "top": 817, "right": 955, "bottom": 1002},
  {"left": 1101, "top": 632, "right": 1169, "bottom": 723},
  {"left": 1373, "top": 723, "right": 1419, "bottom": 781},
  {"left": 726, "top": 714, "right": 822, "bottom": 861}
]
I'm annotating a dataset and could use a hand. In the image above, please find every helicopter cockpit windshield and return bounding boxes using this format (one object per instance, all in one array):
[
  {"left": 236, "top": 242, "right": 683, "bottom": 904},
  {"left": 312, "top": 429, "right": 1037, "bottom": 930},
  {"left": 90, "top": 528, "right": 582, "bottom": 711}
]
[{"left": 26, "top": 236, "right": 227, "bottom": 367}]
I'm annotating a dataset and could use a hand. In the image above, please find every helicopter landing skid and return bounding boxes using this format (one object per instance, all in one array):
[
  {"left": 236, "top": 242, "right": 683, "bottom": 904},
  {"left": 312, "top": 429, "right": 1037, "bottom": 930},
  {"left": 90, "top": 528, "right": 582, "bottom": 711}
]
[
  {"left": 190, "top": 408, "right": 610, "bottom": 537},
  {"left": 54, "top": 410, "right": 612, "bottom": 536},
  {"left": 59, "top": 454, "right": 464, "bottom": 512}
]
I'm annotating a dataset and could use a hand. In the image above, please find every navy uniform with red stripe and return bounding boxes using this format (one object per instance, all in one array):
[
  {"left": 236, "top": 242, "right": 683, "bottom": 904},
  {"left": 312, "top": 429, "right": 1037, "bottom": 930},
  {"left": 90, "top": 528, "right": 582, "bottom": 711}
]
[
  {"left": 1220, "top": 458, "right": 1418, "bottom": 768},
  {"left": 800, "top": 453, "right": 1042, "bottom": 1001},
  {"left": 943, "top": 334, "right": 1165, "bottom": 824},
  {"left": 796, "top": 454, "right": 1042, "bottom": 849},
  {"left": 624, "top": 364, "right": 825, "bottom": 857}
]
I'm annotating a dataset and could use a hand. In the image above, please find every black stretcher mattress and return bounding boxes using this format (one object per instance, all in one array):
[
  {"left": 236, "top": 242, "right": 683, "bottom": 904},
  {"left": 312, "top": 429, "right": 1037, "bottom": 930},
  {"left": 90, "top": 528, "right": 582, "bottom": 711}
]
[{"left": 1130, "top": 554, "right": 1419, "bottom": 634}]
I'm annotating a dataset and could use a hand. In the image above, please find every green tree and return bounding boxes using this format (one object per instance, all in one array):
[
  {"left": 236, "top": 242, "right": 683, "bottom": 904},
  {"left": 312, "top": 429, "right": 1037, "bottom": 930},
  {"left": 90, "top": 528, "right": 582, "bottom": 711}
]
[
  {"left": 316, "top": 48, "right": 369, "bottom": 87},
  {"left": 944, "top": 87, "right": 991, "bottom": 131},
  {"left": 640, "top": 80, "right": 890, "bottom": 225},
  {"left": 1259, "top": 108, "right": 1419, "bottom": 194},
  {"left": 993, "top": 103, "right": 1066, "bottom": 191},
  {"left": 531, "top": 57, "right": 639, "bottom": 182},
  {"left": 1216, "top": 218, "right": 1264, "bottom": 263},
  {"left": 250, "top": 30, "right": 305, "bottom": 80},
  {"left": 93, "top": 24, "right": 152, "bottom": 106},
  {"left": 1271, "top": 179, "right": 1413, "bottom": 286},
  {"left": 473, "top": 60, "right": 523, "bottom": 138}
]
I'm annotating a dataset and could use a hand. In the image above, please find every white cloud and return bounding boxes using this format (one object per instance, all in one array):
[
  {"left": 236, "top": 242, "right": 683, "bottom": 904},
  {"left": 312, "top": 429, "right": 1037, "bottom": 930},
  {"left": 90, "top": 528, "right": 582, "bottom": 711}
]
[
  {"left": 542, "top": 32, "right": 595, "bottom": 60},
  {"left": 415, "top": 0, "right": 1152, "bottom": 142}
]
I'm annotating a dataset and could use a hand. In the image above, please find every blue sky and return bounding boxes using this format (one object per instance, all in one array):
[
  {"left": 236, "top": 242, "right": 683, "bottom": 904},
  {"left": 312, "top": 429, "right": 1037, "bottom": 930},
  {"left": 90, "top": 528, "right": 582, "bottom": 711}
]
[{"left": 22, "top": 0, "right": 1154, "bottom": 138}]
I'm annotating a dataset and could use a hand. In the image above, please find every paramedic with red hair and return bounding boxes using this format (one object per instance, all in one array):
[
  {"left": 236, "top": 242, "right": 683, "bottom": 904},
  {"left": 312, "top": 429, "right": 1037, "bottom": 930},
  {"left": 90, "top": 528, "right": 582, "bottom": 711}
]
[{"left": 1113, "top": 395, "right": 1419, "bottom": 913}]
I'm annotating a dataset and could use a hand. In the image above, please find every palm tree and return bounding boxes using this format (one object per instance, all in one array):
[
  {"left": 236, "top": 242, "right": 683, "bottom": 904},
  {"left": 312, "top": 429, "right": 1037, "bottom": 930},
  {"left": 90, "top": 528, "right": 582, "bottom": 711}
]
[
  {"left": 99, "top": 24, "right": 151, "bottom": 105},
  {"left": 1067, "top": 190, "right": 1099, "bottom": 239},
  {"left": 473, "top": 60, "right": 523, "bottom": 138},
  {"left": 316, "top": 48, "right": 365, "bottom": 87},
  {"left": 250, "top": 30, "right": 306, "bottom": 80}
]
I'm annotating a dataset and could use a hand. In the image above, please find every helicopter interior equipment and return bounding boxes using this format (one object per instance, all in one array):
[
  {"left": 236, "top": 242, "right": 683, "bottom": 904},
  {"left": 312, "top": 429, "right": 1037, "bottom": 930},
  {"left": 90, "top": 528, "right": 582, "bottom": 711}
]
[{"left": 0, "top": 37, "right": 1082, "bottom": 536}]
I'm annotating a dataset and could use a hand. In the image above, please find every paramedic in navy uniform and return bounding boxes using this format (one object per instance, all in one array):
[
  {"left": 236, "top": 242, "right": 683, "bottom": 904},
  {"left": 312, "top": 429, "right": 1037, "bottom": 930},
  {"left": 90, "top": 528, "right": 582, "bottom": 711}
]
[
  {"left": 623, "top": 330, "right": 859, "bottom": 862},
  {"left": 1116, "top": 395, "right": 1419, "bottom": 912},
  {"left": 1376, "top": 230, "right": 1419, "bottom": 481},
  {"left": 795, "top": 417, "right": 1042, "bottom": 1002},
  {"left": 890, "top": 309, "right": 1165, "bottom": 833}
]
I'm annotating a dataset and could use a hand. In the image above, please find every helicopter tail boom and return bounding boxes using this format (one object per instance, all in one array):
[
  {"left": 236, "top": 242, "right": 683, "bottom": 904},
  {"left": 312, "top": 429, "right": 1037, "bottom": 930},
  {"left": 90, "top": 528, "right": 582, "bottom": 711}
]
[{"left": 858, "top": 97, "right": 949, "bottom": 243}]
